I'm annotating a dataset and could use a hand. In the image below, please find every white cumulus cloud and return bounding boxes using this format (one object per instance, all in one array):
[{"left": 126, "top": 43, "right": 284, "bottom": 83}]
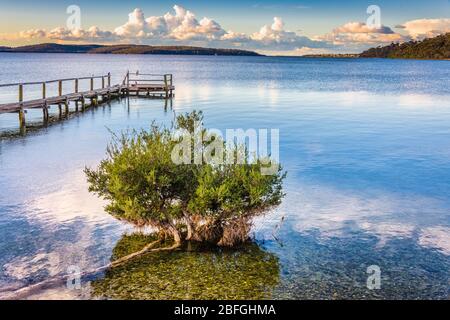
[
  {"left": 9, "top": 5, "right": 448, "bottom": 55},
  {"left": 315, "top": 21, "right": 409, "bottom": 52},
  {"left": 113, "top": 6, "right": 226, "bottom": 41},
  {"left": 247, "top": 17, "right": 331, "bottom": 51},
  {"left": 13, "top": 5, "right": 331, "bottom": 53},
  {"left": 399, "top": 18, "right": 450, "bottom": 39}
]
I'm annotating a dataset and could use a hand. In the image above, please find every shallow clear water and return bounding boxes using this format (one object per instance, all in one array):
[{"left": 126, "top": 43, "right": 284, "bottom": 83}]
[{"left": 0, "top": 53, "right": 449, "bottom": 299}]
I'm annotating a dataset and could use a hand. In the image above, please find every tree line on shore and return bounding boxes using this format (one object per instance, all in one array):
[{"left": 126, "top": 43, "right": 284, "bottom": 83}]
[{"left": 359, "top": 33, "right": 450, "bottom": 60}]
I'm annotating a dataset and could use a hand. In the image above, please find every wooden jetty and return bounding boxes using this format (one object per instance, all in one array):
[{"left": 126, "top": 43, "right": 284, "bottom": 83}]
[{"left": 0, "top": 71, "right": 174, "bottom": 131}]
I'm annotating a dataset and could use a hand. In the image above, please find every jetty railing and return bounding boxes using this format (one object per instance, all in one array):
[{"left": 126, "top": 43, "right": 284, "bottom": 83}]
[
  {"left": 125, "top": 71, "right": 174, "bottom": 98},
  {"left": 0, "top": 73, "right": 112, "bottom": 104}
]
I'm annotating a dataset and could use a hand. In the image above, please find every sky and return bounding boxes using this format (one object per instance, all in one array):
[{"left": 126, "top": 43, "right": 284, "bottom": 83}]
[{"left": 0, "top": 0, "right": 449, "bottom": 55}]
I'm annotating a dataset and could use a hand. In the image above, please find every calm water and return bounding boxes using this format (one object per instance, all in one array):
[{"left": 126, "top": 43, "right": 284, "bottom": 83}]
[{"left": 0, "top": 53, "right": 449, "bottom": 299}]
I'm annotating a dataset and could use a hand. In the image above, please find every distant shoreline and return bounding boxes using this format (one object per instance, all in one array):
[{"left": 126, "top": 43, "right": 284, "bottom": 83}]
[
  {"left": 0, "top": 43, "right": 262, "bottom": 57},
  {"left": 1, "top": 51, "right": 448, "bottom": 62},
  {"left": 1, "top": 33, "right": 448, "bottom": 60}
]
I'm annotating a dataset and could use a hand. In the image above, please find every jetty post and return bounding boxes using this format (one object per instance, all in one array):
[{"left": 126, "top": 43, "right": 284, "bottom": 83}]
[
  {"left": 57, "top": 80, "right": 62, "bottom": 116},
  {"left": 74, "top": 79, "right": 79, "bottom": 111},
  {"left": 18, "top": 84, "right": 25, "bottom": 132},
  {"left": 164, "top": 74, "right": 169, "bottom": 99}
]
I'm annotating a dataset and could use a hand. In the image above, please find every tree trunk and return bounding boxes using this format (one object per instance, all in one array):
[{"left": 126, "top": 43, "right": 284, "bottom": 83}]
[
  {"left": 168, "top": 224, "right": 182, "bottom": 244},
  {"left": 183, "top": 212, "right": 194, "bottom": 240}
]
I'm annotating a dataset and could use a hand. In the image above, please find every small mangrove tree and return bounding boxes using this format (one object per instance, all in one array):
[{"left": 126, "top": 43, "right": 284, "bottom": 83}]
[{"left": 85, "top": 111, "right": 285, "bottom": 263}]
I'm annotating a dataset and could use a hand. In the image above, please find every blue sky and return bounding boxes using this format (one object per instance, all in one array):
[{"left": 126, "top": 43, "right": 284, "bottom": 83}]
[{"left": 1, "top": 0, "right": 449, "bottom": 54}]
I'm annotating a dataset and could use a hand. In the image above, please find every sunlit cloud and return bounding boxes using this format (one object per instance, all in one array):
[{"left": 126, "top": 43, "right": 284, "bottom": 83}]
[
  {"left": 113, "top": 6, "right": 226, "bottom": 41},
  {"left": 333, "top": 21, "right": 395, "bottom": 34},
  {"left": 5, "top": 4, "right": 449, "bottom": 55},
  {"left": 11, "top": 5, "right": 332, "bottom": 53},
  {"left": 315, "top": 21, "right": 409, "bottom": 50},
  {"left": 248, "top": 17, "right": 328, "bottom": 50},
  {"left": 397, "top": 18, "right": 450, "bottom": 39}
]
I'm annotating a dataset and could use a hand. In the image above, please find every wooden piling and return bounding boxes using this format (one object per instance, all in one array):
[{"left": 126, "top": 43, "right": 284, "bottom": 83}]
[
  {"left": 18, "top": 109, "right": 25, "bottom": 128},
  {"left": 58, "top": 80, "right": 62, "bottom": 112},
  {"left": 18, "top": 84, "right": 26, "bottom": 130},
  {"left": 19, "top": 84, "right": 23, "bottom": 104},
  {"left": 42, "top": 101, "right": 49, "bottom": 124},
  {"left": 75, "top": 79, "right": 79, "bottom": 111},
  {"left": 64, "top": 98, "right": 69, "bottom": 114},
  {"left": 164, "top": 74, "right": 169, "bottom": 99},
  {"left": 19, "top": 110, "right": 26, "bottom": 134},
  {"left": 58, "top": 80, "right": 62, "bottom": 96}
]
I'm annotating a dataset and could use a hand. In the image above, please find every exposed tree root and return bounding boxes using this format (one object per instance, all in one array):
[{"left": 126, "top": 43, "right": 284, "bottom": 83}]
[
  {"left": 110, "top": 239, "right": 162, "bottom": 268},
  {"left": 1, "top": 240, "right": 182, "bottom": 300}
]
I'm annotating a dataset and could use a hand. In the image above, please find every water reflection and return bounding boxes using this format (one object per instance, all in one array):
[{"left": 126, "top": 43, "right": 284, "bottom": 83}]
[
  {"left": 267, "top": 227, "right": 450, "bottom": 299},
  {"left": 0, "top": 215, "right": 127, "bottom": 293},
  {"left": 91, "top": 235, "right": 280, "bottom": 300},
  {"left": 1, "top": 55, "right": 450, "bottom": 299},
  {"left": 254, "top": 183, "right": 450, "bottom": 255}
]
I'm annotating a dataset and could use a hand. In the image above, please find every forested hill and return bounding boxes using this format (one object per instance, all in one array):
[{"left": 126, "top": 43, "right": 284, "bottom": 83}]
[
  {"left": 359, "top": 33, "right": 450, "bottom": 60},
  {"left": 0, "top": 43, "right": 262, "bottom": 56}
]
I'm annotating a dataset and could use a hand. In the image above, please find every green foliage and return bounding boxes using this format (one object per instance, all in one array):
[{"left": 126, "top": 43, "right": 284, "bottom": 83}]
[
  {"left": 85, "top": 111, "right": 286, "bottom": 246},
  {"left": 360, "top": 33, "right": 450, "bottom": 60},
  {"left": 85, "top": 124, "right": 190, "bottom": 228},
  {"left": 190, "top": 160, "right": 285, "bottom": 218}
]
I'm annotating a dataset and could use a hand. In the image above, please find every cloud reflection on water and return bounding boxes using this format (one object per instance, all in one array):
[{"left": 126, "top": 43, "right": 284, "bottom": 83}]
[{"left": 255, "top": 182, "right": 450, "bottom": 255}]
